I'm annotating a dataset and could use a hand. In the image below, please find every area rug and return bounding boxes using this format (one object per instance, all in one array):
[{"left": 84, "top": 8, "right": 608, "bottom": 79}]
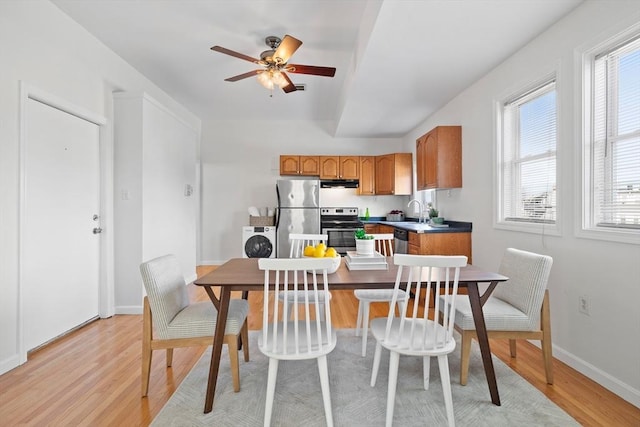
[{"left": 152, "top": 330, "right": 578, "bottom": 426}]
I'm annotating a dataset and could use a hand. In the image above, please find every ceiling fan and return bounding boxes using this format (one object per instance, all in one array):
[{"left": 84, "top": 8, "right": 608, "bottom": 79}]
[{"left": 211, "top": 35, "right": 336, "bottom": 94}]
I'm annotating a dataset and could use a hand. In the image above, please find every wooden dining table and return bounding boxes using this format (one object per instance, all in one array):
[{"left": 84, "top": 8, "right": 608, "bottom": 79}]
[{"left": 194, "top": 257, "right": 508, "bottom": 413}]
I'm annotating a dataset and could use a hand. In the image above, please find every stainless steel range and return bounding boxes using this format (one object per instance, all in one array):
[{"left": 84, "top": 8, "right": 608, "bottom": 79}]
[{"left": 320, "top": 207, "right": 363, "bottom": 255}]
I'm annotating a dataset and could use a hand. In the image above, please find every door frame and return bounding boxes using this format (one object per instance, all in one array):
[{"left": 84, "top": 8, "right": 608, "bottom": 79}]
[{"left": 17, "top": 82, "right": 114, "bottom": 363}]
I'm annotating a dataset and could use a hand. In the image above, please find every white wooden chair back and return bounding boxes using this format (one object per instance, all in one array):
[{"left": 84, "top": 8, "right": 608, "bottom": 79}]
[
  {"left": 383, "top": 254, "right": 468, "bottom": 351},
  {"left": 258, "top": 257, "right": 336, "bottom": 358},
  {"left": 370, "top": 233, "right": 394, "bottom": 256},
  {"left": 289, "top": 233, "right": 328, "bottom": 258}
]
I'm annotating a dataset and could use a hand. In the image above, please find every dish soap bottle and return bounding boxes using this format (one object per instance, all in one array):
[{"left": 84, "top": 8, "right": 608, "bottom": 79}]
[{"left": 365, "top": 207, "right": 370, "bottom": 221}]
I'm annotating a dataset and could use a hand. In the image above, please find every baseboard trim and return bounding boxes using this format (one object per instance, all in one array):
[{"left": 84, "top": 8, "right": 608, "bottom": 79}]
[
  {"left": 552, "top": 343, "right": 640, "bottom": 408},
  {"left": 115, "top": 306, "right": 142, "bottom": 315},
  {"left": 0, "top": 354, "right": 23, "bottom": 376}
]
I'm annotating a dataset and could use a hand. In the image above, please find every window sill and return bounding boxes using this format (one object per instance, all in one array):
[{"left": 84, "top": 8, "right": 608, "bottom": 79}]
[
  {"left": 575, "top": 227, "right": 640, "bottom": 246},
  {"left": 494, "top": 220, "right": 561, "bottom": 236}
]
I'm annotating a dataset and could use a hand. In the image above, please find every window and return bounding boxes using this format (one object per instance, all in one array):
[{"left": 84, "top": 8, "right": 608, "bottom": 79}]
[
  {"left": 583, "top": 32, "right": 640, "bottom": 241},
  {"left": 497, "top": 78, "right": 557, "bottom": 230}
]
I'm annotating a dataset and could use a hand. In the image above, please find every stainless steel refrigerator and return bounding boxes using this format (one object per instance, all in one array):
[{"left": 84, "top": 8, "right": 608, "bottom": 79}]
[{"left": 276, "top": 178, "right": 320, "bottom": 258}]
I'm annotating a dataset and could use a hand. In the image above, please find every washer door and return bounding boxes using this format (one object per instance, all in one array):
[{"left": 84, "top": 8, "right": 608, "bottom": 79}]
[{"left": 244, "top": 235, "right": 273, "bottom": 258}]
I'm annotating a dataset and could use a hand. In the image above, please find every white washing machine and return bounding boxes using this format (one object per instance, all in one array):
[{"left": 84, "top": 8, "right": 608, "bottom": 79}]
[{"left": 242, "top": 226, "right": 276, "bottom": 258}]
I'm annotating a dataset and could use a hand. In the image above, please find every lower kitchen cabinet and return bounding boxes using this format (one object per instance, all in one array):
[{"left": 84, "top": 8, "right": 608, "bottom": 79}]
[{"left": 408, "top": 231, "right": 472, "bottom": 264}]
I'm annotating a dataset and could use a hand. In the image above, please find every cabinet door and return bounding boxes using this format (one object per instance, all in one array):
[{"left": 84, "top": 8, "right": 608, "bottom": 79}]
[
  {"left": 363, "top": 224, "right": 378, "bottom": 234},
  {"left": 418, "top": 126, "right": 462, "bottom": 189},
  {"left": 375, "top": 154, "right": 395, "bottom": 195},
  {"left": 299, "top": 156, "right": 320, "bottom": 175},
  {"left": 320, "top": 156, "right": 339, "bottom": 179},
  {"left": 378, "top": 225, "right": 395, "bottom": 234},
  {"left": 340, "top": 156, "right": 360, "bottom": 179},
  {"left": 280, "top": 155, "right": 300, "bottom": 175},
  {"left": 358, "top": 156, "right": 375, "bottom": 195},
  {"left": 425, "top": 132, "right": 438, "bottom": 188}
]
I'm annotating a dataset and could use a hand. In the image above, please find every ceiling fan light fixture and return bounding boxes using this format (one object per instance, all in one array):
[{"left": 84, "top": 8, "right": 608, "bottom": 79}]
[{"left": 257, "top": 69, "right": 287, "bottom": 90}]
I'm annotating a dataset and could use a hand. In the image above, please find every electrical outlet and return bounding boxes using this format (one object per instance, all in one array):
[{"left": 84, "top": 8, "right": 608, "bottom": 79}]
[{"left": 578, "top": 295, "right": 590, "bottom": 315}]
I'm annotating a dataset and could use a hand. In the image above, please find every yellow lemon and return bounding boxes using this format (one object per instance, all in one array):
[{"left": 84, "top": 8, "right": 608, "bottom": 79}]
[
  {"left": 325, "top": 247, "right": 338, "bottom": 258},
  {"left": 303, "top": 245, "right": 315, "bottom": 257},
  {"left": 315, "top": 243, "right": 327, "bottom": 251},
  {"left": 313, "top": 247, "right": 326, "bottom": 258}
]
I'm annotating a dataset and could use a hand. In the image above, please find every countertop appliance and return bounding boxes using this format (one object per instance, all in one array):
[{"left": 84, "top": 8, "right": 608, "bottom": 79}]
[
  {"left": 320, "top": 207, "right": 363, "bottom": 255},
  {"left": 393, "top": 228, "right": 408, "bottom": 254},
  {"left": 276, "top": 178, "right": 320, "bottom": 258},
  {"left": 242, "top": 226, "right": 276, "bottom": 258}
]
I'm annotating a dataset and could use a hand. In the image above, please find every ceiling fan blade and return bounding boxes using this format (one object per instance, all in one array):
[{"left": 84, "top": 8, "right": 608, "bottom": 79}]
[
  {"left": 286, "top": 64, "right": 336, "bottom": 77},
  {"left": 211, "top": 46, "right": 260, "bottom": 63},
  {"left": 224, "top": 70, "right": 262, "bottom": 82},
  {"left": 280, "top": 72, "right": 297, "bottom": 93},
  {"left": 274, "top": 35, "right": 302, "bottom": 64}
]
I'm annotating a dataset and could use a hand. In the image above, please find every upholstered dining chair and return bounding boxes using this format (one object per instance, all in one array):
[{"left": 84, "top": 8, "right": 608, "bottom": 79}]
[
  {"left": 258, "top": 257, "right": 337, "bottom": 427},
  {"left": 278, "top": 233, "right": 332, "bottom": 320},
  {"left": 441, "top": 247, "right": 554, "bottom": 386},
  {"left": 139, "top": 254, "right": 249, "bottom": 397},
  {"left": 370, "top": 254, "right": 468, "bottom": 427},
  {"left": 354, "top": 233, "right": 407, "bottom": 357}
]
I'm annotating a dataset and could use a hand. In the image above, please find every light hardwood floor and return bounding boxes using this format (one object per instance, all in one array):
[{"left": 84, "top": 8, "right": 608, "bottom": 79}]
[{"left": 0, "top": 266, "right": 638, "bottom": 426}]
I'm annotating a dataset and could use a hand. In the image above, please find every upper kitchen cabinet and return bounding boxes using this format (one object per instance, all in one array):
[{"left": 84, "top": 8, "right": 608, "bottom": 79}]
[
  {"left": 280, "top": 155, "right": 320, "bottom": 176},
  {"left": 358, "top": 156, "right": 376, "bottom": 195},
  {"left": 319, "top": 156, "right": 360, "bottom": 179},
  {"left": 375, "top": 153, "right": 412, "bottom": 195},
  {"left": 416, "top": 126, "right": 462, "bottom": 190}
]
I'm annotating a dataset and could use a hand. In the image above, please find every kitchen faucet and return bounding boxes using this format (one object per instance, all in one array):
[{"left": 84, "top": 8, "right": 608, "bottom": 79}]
[{"left": 407, "top": 199, "right": 425, "bottom": 223}]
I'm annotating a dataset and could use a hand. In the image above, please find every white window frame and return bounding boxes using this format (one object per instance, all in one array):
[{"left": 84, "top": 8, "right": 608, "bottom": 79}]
[
  {"left": 577, "top": 22, "right": 640, "bottom": 245},
  {"left": 495, "top": 71, "right": 561, "bottom": 236}
]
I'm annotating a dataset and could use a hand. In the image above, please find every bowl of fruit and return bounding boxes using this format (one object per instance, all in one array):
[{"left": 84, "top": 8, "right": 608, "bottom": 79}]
[{"left": 303, "top": 243, "right": 341, "bottom": 274}]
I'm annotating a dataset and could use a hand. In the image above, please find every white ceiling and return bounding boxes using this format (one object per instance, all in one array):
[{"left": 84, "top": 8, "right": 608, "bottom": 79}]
[{"left": 52, "top": 0, "right": 582, "bottom": 138}]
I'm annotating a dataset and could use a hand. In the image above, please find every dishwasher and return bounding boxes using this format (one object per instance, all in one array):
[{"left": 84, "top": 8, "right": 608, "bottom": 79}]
[{"left": 393, "top": 228, "right": 408, "bottom": 254}]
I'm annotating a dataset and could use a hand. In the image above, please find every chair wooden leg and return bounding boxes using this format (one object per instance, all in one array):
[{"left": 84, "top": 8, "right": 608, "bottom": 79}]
[
  {"left": 385, "top": 351, "right": 400, "bottom": 427},
  {"left": 370, "top": 341, "right": 383, "bottom": 387},
  {"left": 355, "top": 300, "right": 363, "bottom": 336},
  {"left": 166, "top": 348, "right": 173, "bottom": 367},
  {"left": 225, "top": 334, "right": 241, "bottom": 392},
  {"left": 361, "top": 302, "right": 370, "bottom": 357},
  {"left": 241, "top": 320, "right": 250, "bottom": 362},
  {"left": 541, "top": 290, "right": 554, "bottom": 384},
  {"left": 423, "top": 355, "right": 431, "bottom": 390},
  {"left": 264, "top": 358, "right": 279, "bottom": 427},
  {"left": 438, "top": 354, "right": 455, "bottom": 427},
  {"left": 460, "top": 330, "right": 472, "bottom": 385},
  {"left": 317, "top": 355, "right": 334, "bottom": 427},
  {"left": 141, "top": 297, "right": 153, "bottom": 397},
  {"left": 509, "top": 339, "right": 517, "bottom": 358}
]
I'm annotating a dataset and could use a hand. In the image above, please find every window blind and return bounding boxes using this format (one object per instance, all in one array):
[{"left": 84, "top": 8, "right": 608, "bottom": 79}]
[
  {"left": 502, "top": 81, "right": 557, "bottom": 223},
  {"left": 592, "top": 36, "right": 640, "bottom": 228}
]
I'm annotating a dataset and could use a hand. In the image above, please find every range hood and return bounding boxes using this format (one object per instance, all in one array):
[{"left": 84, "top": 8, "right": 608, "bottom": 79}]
[{"left": 320, "top": 179, "right": 359, "bottom": 189}]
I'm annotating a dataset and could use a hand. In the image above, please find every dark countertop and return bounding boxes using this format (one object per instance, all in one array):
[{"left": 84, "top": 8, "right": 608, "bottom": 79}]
[{"left": 361, "top": 218, "right": 472, "bottom": 234}]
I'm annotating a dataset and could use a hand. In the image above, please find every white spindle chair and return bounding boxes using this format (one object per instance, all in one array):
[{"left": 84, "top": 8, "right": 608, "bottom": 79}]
[
  {"left": 258, "top": 257, "right": 337, "bottom": 427},
  {"left": 354, "top": 234, "right": 407, "bottom": 356},
  {"left": 370, "top": 254, "right": 468, "bottom": 427},
  {"left": 278, "top": 233, "right": 332, "bottom": 320}
]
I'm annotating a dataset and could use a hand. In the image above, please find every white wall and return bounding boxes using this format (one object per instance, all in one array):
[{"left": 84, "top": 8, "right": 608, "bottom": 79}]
[
  {"left": 114, "top": 92, "right": 199, "bottom": 313},
  {"left": 199, "top": 119, "right": 405, "bottom": 264},
  {"left": 401, "top": 0, "right": 640, "bottom": 406},
  {"left": 0, "top": 2, "right": 200, "bottom": 374}
]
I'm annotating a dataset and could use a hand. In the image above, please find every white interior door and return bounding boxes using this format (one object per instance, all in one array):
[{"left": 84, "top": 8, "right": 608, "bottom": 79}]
[{"left": 22, "top": 98, "right": 101, "bottom": 351}]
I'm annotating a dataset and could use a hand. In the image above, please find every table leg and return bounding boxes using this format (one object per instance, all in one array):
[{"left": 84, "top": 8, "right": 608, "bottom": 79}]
[
  {"left": 203, "top": 286, "right": 231, "bottom": 413},
  {"left": 466, "top": 282, "right": 501, "bottom": 406}
]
